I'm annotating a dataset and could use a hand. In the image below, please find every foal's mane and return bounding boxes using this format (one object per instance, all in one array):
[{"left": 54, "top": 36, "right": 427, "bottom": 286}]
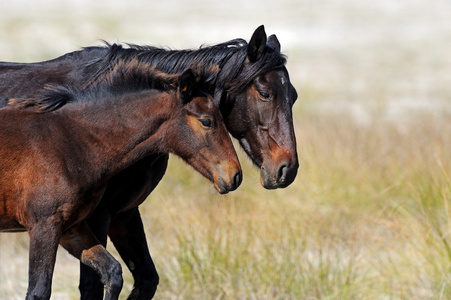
[{"left": 9, "top": 60, "right": 214, "bottom": 113}]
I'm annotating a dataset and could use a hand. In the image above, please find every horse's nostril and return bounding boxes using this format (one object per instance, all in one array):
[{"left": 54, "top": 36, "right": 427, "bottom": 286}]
[{"left": 277, "top": 164, "right": 288, "bottom": 182}]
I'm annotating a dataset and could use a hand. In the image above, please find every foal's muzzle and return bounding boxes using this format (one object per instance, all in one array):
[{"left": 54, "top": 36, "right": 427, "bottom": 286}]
[{"left": 216, "top": 170, "right": 242, "bottom": 194}]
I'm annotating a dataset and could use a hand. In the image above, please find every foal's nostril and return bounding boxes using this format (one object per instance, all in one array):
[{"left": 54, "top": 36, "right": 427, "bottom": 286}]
[
  {"left": 216, "top": 177, "right": 227, "bottom": 194},
  {"left": 232, "top": 171, "right": 242, "bottom": 190}
]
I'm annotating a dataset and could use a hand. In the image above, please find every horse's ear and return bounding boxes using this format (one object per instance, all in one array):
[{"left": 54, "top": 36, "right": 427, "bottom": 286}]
[
  {"left": 179, "top": 69, "right": 196, "bottom": 104},
  {"left": 267, "top": 34, "right": 281, "bottom": 52},
  {"left": 247, "top": 25, "right": 267, "bottom": 63}
]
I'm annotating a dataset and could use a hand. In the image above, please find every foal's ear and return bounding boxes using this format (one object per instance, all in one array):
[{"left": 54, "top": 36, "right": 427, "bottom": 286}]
[
  {"left": 179, "top": 69, "right": 196, "bottom": 104},
  {"left": 267, "top": 34, "right": 281, "bottom": 52},
  {"left": 247, "top": 25, "right": 267, "bottom": 63}
]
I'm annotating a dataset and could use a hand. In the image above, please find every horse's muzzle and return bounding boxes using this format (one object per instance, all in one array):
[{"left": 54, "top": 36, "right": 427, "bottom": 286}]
[{"left": 260, "top": 159, "right": 298, "bottom": 189}]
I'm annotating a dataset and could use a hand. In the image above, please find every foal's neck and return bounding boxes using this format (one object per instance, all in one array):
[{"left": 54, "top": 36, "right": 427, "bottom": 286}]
[{"left": 65, "top": 90, "right": 176, "bottom": 177}]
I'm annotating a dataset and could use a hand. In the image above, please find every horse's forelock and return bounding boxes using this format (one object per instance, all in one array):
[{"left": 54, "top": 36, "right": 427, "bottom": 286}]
[{"left": 224, "top": 46, "right": 287, "bottom": 96}]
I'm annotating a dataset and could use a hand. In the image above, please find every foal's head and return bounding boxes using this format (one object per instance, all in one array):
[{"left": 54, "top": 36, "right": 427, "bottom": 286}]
[{"left": 166, "top": 70, "right": 242, "bottom": 194}]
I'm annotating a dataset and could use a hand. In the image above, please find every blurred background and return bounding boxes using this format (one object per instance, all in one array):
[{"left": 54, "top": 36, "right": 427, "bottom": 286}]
[{"left": 1, "top": 0, "right": 450, "bottom": 299}]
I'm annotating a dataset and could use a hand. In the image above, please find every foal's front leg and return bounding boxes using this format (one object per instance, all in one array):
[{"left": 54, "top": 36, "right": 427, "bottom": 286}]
[
  {"left": 26, "top": 217, "right": 63, "bottom": 300},
  {"left": 60, "top": 221, "right": 123, "bottom": 300},
  {"left": 79, "top": 208, "right": 112, "bottom": 300}
]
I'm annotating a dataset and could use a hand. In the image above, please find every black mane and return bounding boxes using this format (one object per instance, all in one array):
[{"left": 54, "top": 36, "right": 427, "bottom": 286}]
[
  {"left": 105, "top": 39, "right": 247, "bottom": 75},
  {"left": 89, "top": 38, "right": 286, "bottom": 97}
]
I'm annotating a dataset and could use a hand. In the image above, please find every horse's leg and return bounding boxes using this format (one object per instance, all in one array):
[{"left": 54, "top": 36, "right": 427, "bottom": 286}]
[
  {"left": 109, "top": 208, "right": 159, "bottom": 300},
  {"left": 60, "top": 221, "right": 123, "bottom": 300},
  {"left": 79, "top": 210, "right": 112, "bottom": 300},
  {"left": 106, "top": 155, "right": 168, "bottom": 300},
  {"left": 26, "top": 217, "right": 62, "bottom": 300}
]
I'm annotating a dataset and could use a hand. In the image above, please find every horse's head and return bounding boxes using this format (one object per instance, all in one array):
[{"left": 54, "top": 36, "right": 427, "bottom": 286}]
[
  {"left": 221, "top": 25, "right": 299, "bottom": 189},
  {"left": 167, "top": 69, "right": 242, "bottom": 194}
]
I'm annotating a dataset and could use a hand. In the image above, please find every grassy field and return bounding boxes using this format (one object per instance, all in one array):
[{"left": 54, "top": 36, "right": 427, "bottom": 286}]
[
  {"left": 1, "top": 113, "right": 450, "bottom": 299},
  {"left": 1, "top": 0, "right": 451, "bottom": 299}
]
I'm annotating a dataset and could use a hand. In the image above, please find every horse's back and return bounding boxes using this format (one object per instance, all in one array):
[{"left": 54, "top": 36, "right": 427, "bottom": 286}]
[{"left": 0, "top": 46, "right": 110, "bottom": 106}]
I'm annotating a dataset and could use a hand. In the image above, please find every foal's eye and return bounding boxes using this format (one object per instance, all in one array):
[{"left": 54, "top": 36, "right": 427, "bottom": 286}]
[
  {"left": 258, "top": 91, "right": 272, "bottom": 101},
  {"left": 200, "top": 118, "right": 213, "bottom": 128}
]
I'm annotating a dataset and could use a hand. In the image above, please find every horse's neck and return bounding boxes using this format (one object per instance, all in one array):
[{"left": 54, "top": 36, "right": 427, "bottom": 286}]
[
  {"left": 210, "top": 51, "right": 243, "bottom": 108},
  {"left": 66, "top": 91, "right": 174, "bottom": 177}
]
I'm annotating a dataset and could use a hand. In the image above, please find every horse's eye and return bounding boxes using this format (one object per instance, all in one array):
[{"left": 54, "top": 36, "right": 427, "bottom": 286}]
[
  {"left": 258, "top": 91, "right": 272, "bottom": 101},
  {"left": 200, "top": 118, "right": 213, "bottom": 128}
]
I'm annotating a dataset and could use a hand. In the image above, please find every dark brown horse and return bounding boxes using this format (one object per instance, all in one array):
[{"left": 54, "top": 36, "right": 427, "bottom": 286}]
[
  {"left": 0, "top": 66, "right": 241, "bottom": 300},
  {"left": 0, "top": 25, "right": 298, "bottom": 299}
]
